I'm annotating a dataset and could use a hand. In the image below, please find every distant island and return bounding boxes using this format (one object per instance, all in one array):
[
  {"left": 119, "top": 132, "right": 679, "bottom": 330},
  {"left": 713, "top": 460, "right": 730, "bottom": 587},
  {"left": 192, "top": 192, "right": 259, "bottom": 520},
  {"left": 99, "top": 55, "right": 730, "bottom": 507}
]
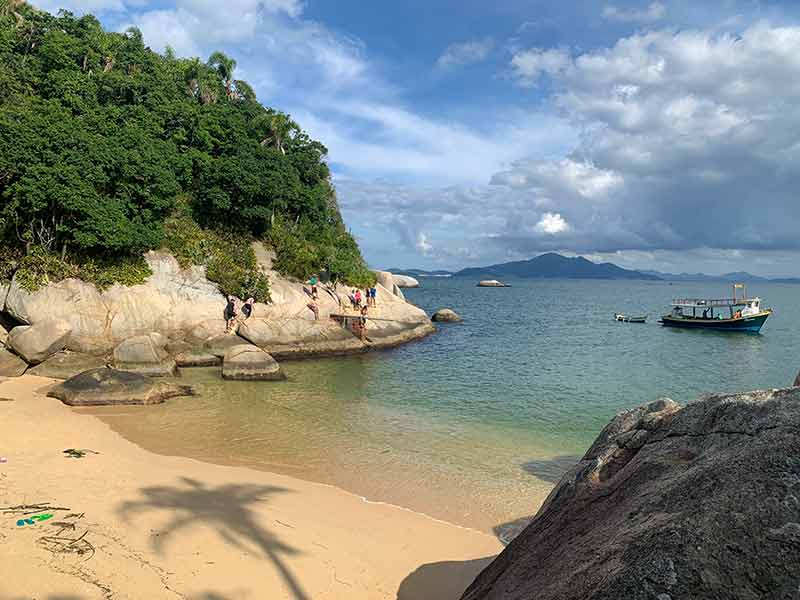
[
  {"left": 451, "top": 253, "right": 661, "bottom": 281},
  {"left": 641, "top": 270, "right": 800, "bottom": 284},
  {"left": 396, "top": 254, "right": 800, "bottom": 283}
]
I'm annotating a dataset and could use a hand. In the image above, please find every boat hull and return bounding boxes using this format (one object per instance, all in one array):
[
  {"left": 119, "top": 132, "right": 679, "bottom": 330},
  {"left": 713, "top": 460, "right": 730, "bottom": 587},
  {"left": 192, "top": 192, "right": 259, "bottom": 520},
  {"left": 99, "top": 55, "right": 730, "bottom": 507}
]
[{"left": 659, "top": 311, "right": 771, "bottom": 333}]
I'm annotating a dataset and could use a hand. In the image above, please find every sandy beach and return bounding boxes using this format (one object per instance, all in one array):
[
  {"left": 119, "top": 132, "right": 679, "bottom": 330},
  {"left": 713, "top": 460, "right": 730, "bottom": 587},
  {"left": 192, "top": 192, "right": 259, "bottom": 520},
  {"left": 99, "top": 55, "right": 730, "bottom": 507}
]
[{"left": 0, "top": 375, "right": 500, "bottom": 600}]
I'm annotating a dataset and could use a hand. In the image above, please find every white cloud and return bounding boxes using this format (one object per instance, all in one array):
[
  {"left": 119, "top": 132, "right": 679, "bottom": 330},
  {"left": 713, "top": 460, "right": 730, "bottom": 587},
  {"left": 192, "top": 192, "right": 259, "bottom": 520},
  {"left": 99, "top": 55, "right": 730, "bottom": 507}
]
[
  {"left": 535, "top": 213, "right": 569, "bottom": 234},
  {"left": 602, "top": 2, "right": 666, "bottom": 23},
  {"left": 416, "top": 232, "right": 433, "bottom": 254},
  {"left": 437, "top": 38, "right": 494, "bottom": 68},
  {"left": 510, "top": 48, "right": 570, "bottom": 87}
]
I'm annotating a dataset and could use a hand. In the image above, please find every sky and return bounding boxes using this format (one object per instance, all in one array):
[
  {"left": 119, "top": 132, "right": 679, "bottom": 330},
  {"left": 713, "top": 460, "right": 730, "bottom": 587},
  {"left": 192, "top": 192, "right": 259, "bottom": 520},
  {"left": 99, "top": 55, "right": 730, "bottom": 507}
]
[{"left": 32, "top": 0, "right": 800, "bottom": 276}]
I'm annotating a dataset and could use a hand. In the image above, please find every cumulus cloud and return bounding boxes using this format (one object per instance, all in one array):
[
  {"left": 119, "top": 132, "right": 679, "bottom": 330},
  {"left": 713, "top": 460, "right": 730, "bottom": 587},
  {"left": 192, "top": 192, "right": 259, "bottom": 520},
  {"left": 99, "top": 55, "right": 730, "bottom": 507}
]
[
  {"left": 495, "top": 23, "right": 800, "bottom": 257},
  {"left": 437, "top": 38, "right": 494, "bottom": 68},
  {"left": 535, "top": 212, "right": 570, "bottom": 234},
  {"left": 602, "top": 2, "right": 666, "bottom": 23},
  {"left": 510, "top": 48, "right": 570, "bottom": 87}
]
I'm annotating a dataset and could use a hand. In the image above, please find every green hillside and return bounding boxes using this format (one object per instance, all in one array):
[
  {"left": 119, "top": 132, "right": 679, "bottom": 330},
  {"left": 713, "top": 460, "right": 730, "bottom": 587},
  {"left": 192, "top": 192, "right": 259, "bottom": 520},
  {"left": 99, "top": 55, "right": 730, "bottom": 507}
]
[{"left": 0, "top": 1, "right": 374, "bottom": 300}]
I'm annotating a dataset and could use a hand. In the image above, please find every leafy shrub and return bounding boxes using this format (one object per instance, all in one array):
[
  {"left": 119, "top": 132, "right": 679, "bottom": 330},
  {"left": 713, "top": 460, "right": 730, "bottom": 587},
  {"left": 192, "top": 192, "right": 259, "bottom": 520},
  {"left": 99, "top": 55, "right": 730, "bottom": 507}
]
[
  {"left": 268, "top": 215, "right": 376, "bottom": 287},
  {"left": 5, "top": 245, "right": 151, "bottom": 293},
  {"left": 163, "top": 210, "right": 271, "bottom": 302}
]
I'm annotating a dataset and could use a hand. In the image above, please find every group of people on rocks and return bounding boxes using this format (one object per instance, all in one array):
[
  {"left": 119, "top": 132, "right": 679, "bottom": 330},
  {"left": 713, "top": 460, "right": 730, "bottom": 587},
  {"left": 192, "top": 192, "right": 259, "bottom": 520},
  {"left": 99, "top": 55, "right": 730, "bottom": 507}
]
[
  {"left": 224, "top": 296, "right": 255, "bottom": 333},
  {"left": 348, "top": 286, "right": 377, "bottom": 310}
]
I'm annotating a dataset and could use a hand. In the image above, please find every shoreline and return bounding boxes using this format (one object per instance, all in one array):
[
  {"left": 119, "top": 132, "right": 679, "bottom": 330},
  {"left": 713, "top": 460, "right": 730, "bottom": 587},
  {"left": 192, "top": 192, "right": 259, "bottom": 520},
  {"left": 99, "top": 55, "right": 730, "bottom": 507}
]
[{"left": 0, "top": 374, "right": 500, "bottom": 600}]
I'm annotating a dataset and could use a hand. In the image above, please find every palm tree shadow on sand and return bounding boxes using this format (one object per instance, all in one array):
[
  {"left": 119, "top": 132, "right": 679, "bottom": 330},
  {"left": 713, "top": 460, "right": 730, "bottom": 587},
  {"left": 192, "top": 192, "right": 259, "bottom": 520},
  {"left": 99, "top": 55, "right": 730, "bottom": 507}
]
[{"left": 117, "top": 477, "right": 309, "bottom": 600}]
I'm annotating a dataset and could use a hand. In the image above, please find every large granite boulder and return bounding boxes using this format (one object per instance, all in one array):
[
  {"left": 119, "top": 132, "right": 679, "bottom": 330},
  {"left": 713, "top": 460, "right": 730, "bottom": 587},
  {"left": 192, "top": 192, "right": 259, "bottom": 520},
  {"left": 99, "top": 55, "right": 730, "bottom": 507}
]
[
  {"left": 222, "top": 345, "right": 285, "bottom": 380},
  {"left": 0, "top": 323, "right": 8, "bottom": 348},
  {"left": 0, "top": 347, "right": 27, "bottom": 377},
  {"left": 7, "top": 319, "right": 71, "bottom": 364},
  {"left": 392, "top": 274, "right": 420, "bottom": 288},
  {"left": 461, "top": 389, "right": 800, "bottom": 600},
  {"left": 432, "top": 308, "right": 462, "bottom": 322},
  {"left": 113, "top": 334, "right": 176, "bottom": 377},
  {"left": 204, "top": 334, "right": 249, "bottom": 358},
  {"left": 48, "top": 368, "right": 193, "bottom": 406},
  {"left": 28, "top": 351, "right": 107, "bottom": 380}
]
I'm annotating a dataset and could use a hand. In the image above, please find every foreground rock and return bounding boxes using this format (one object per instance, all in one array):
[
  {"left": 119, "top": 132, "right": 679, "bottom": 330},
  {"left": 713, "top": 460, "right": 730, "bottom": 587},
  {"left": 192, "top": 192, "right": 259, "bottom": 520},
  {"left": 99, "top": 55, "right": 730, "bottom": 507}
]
[
  {"left": 48, "top": 368, "right": 193, "bottom": 406},
  {"left": 0, "top": 347, "right": 27, "bottom": 377},
  {"left": 432, "top": 308, "right": 462, "bottom": 322},
  {"left": 113, "top": 334, "right": 176, "bottom": 377},
  {"left": 222, "top": 345, "right": 285, "bottom": 380},
  {"left": 7, "top": 319, "right": 71, "bottom": 364},
  {"left": 28, "top": 351, "right": 107, "bottom": 380},
  {"left": 462, "top": 389, "right": 800, "bottom": 600},
  {"left": 477, "top": 279, "right": 508, "bottom": 287}
]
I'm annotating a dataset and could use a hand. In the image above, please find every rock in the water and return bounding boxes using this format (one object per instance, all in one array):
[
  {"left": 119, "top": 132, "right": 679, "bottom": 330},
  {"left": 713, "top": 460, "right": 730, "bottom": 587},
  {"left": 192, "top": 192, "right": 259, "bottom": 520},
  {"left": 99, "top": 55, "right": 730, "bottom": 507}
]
[
  {"left": 794, "top": 371, "right": 800, "bottom": 387},
  {"left": 7, "top": 319, "right": 71, "bottom": 364},
  {"left": 392, "top": 274, "right": 420, "bottom": 288},
  {"left": 28, "top": 351, "right": 107, "bottom": 380},
  {"left": 222, "top": 345, "right": 284, "bottom": 380},
  {"left": 113, "top": 334, "right": 176, "bottom": 377},
  {"left": 204, "top": 334, "right": 249, "bottom": 358},
  {"left": 175, "top": 350, "right": 221, "bottom": 367},
  {"left": 432, "top": 308, "right": 462, "bottom": 322},
  {"left": 48, "top": 368, "right": 193, "bottom": 406},
  {"left": 477, "top": 279, "right": 508, "bottom": 287},
  {"left": 461, "top": 390, "right": 800, "bottom": 600},
  {"left": 0, "top": 347, "right": 27, "bottom": 377}
]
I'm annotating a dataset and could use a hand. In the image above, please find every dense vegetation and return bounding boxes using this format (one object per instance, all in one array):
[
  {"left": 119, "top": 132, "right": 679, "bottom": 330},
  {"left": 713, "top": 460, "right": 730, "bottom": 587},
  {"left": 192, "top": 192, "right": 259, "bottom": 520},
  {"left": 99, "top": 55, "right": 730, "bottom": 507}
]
[{"left": 0, "top": 1, "right": 375, "bottom": 297}]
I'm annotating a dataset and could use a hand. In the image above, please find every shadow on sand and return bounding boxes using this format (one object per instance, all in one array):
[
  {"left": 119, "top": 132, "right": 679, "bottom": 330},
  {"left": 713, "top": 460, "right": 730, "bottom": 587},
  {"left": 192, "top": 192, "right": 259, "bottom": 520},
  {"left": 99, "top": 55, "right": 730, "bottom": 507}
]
[
  {"left": 492, "top": 454, "right": 581, "bottom": 545},
  {"left": 117, "top": 477, "right": 309, "bottom": 600},
  {"left": 397, "top": 556, "right": 495, "bottom": 600}
]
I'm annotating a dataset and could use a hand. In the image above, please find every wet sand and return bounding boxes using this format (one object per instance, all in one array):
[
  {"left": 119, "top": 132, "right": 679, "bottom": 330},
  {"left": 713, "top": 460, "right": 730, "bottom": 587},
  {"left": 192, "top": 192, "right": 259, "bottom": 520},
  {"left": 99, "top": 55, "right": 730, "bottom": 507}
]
[{"left": 0, "top": 375, "right": 500, "bottom": 600}]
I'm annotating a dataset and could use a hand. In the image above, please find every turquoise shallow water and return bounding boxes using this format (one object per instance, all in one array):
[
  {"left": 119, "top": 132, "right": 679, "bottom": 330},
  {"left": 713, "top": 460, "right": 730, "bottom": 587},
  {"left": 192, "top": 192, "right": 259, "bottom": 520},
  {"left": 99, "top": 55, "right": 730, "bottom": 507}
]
[{"left": 85, "top": 278, "right": 800, "bottom": 533}]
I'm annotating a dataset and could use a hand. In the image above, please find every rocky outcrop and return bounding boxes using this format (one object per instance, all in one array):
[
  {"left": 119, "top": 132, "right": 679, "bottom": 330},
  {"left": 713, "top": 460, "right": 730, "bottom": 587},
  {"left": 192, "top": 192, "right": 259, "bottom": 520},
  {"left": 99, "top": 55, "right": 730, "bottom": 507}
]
[
  {"left": 48, "top": 368, "right": 193, "bottom": 406},
  {"left": 0, "top": 348, "right": 27, "bottom": 377},
  {"left": 432, "top": 308, "right": 462, "bottom": 322},
  {"left": 0, "top": 323, "right": 8, "bottom": 348},
  {"left": 1, "top": 246, "right": 434, "bottom": 358},
  {"left": 113, "top": 334, "right": 176, "bottom": 377},
  {"left": 28, "top": 351, "right": 107, "bottom": 380},
  {"left": 7, "top": 319, "right": 71, "bottom": 364},
  {"left": 222, "top": 345, "right": 284, "bottom": 380},
  {"left": 477, "top": 280, "right": 508, "bottom": 287},
  {"left": 392, "top": 274, "right": 420, "bottom": 288},
  {"left": 461, "top": 389, "right": 800, "bottom": 600}
]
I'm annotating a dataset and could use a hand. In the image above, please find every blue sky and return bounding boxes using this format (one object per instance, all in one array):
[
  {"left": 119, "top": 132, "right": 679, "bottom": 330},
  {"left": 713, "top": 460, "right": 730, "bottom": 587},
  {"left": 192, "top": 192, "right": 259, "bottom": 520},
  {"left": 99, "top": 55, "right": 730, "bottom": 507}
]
[{"left": 34, "top": 0, "right": 800, "bottom": 275}]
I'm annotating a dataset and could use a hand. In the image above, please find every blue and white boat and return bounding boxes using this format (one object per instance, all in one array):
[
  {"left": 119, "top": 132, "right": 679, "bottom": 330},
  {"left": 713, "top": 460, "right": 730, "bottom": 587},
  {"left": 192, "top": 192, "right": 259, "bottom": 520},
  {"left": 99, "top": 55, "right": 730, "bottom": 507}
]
[{"left": 659, "top": 284, "right": 772, "bottom": 333}]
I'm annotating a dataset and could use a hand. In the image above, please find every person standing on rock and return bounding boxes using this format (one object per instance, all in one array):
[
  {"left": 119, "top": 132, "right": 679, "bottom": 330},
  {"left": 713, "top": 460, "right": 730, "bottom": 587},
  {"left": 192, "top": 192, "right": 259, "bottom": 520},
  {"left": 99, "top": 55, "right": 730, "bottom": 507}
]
[
  {"left": 242, "top": 298, "right": 255, "bottom": 320},
  {"left": 370, "top": 285, "right": 377, "bottom": 307},
  {"left": 224, "top": 296, "right": 238, "bottom": 333}
]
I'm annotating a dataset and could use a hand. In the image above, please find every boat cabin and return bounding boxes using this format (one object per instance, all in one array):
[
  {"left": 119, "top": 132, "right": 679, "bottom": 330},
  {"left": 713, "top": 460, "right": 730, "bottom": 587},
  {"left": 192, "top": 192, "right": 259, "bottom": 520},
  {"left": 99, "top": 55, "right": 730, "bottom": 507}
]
[{"left": 670, "top": 297, "right": 763, "bottom": 320}]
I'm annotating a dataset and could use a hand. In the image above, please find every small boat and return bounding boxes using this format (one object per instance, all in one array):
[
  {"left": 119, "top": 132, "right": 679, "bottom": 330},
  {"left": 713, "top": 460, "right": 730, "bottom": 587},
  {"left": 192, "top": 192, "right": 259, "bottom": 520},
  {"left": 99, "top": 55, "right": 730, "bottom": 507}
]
[
  {"left": 477, "top": 279, "right": 510, "bottom": 287},
  {"left": 659, "top": 284, "right": 772, "bottom": 333},
  {"left": 614, "top": 313, "right": 647, "bottom": 323}
]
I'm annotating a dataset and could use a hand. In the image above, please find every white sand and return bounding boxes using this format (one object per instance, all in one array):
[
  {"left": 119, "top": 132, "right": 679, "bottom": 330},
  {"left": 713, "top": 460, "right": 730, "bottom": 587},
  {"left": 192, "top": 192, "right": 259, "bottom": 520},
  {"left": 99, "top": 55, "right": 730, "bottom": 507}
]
[{"left": 0, "top": 375, "right": 500, "bottom": 600}]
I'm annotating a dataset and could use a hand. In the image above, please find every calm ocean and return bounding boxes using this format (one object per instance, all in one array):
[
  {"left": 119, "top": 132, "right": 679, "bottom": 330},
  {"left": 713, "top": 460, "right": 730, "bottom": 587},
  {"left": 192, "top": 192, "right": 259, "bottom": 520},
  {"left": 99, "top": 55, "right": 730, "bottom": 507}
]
[{"left": 85, "top": 278, "right": 800, "bottom": 535}]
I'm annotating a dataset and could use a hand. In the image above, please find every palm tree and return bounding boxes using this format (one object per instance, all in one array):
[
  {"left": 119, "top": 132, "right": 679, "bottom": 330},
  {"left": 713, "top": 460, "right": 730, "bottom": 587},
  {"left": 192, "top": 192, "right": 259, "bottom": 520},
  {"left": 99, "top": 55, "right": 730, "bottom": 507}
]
[
  {"left": 233, "top": 79, "right": 256, "bottom": 103},
  {"left": 184, "top": 58, "right": 219, "bottom": 104},
  {"left": 255, "top": 111, "right": 297, "bottom": 155},
  {"left": 207, "top": 51, "right": 237, "bottom": 99},
  {"left": 2, "top": 0, "right": 28, "bottom": 26}
]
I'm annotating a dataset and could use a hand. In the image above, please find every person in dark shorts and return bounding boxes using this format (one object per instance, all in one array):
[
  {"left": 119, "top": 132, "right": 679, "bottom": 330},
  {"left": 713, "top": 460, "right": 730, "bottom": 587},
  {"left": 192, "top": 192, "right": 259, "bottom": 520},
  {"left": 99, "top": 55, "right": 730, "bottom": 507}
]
[
  {"left": 224, "top": 296, "right": 238, "bottom": 333},
  {"left": 242, "top": 297, "right": 255, "bottom": 319}
]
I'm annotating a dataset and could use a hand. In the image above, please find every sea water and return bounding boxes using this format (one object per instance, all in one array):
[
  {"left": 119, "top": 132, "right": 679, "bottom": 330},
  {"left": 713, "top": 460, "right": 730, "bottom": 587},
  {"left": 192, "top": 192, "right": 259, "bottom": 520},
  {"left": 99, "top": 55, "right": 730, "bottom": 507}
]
[{"left": 83, "top": 278, "right": 799, "bottom": 535}]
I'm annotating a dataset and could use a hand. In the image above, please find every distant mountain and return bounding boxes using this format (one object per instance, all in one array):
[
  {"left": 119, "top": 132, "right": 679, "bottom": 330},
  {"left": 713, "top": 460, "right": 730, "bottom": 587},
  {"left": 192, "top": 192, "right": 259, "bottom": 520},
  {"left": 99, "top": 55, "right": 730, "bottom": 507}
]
[
  {"left": 453, "top": 253, "right": 661, "bottom": 281},
  {"left": 642, "top": 270, "right": 800, "bottom": 284},
  {"left": 387, "top": 268, "right": 454, "bottom": 277}
]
